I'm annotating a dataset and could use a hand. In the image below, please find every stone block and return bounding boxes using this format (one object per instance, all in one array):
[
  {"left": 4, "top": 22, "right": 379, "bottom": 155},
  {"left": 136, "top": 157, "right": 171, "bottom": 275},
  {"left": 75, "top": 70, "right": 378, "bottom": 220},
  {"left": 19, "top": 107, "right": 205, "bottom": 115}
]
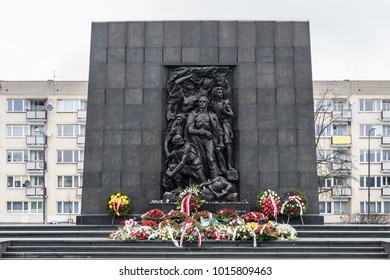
[
  {"left": 275, "top": 47, "right": 294, "bottom": 63},
  {"left": 104, "top": 130, "right": 123, "bottom": 147},
  {"left": 278, "top": 129, "right": 297, "bottom": 146},
  {"left": 258, "top": 88, "right": 276, "bottom": 105},
  {"left": 144, "top": 64, "right": 162, "bottom": 88},
  {"left": 294, "top": 47, "right": 311, "bottom": 63},
  {"left": 258, "top": 104, "right": 276, "bottom": 124},
  {"left": 89, "top": 63, "right": 107, "bottom": 89},
  {"left": 297, "top": 129, "right": 315, "bottom": 146},
  {"left": 105, "top": 89, "right": 124, "bottom": 104},
  {"left": 238, "top": 88, "right": 257, "bottom": 104},
  {"left": 123, "top": 105, "right": 143, "bottom": 130},
  {"left": 103, "top": 147, "right": 123, "bottom": 171},
  {"left": 142, "top": 146, "right": 162, "bottom": 172},
  {"left": 294, "top": 62, "right": 313, "bottom": 88},
  {"left": 85, "top": 130, "right": 104, "bottom": 147},
  {"left": 102, "top": 171, "right": 121, "bottom": 187},
  {"left": 126, "top": 48, "right": 144, "bottom": 63},
  {"left": 239, "top": 130, "right": 258, "bottom": 146},
  {"left": 259, "top": 171, "right": 279, "bottom": 189},
  {"left": 127, "top": 22, "right": 145, "bottom": 47},
  {"left": 258, "top": 129, "right": 277, "bottom": 146},
  {"left": 145, "top": 47, "right": 163, "bottom": 63},
  {"left": 200, "top": 48, "right": 219, "bottom": 63},
  {"left": 182, "top": 47, "right": 201, "bottom": 63},
  {"left": 275, "top": 62, "right": 294, "bottom": 87},
  {"left": 143, "top": 88, "right": 162, "bottom": 104},
  {"left": 297, "top": 146, "right": 317, "bottom": 172},
  {"left": 275, "top": 21, "right": 293, "bottom": 47},
  {"left": 238, "top": 21, "right": 256, "bottom": 47},
  {"left": 238, "top": 63, "right": 256, "bottom": 88},
  {"left": 108, "top": 48, "right": 125, "bottom": 63},
  {"left": 256, "top": 63, "right": 275, "bottom": 89},
  {"left": 296, "top": 104, "right": 315, "bottom": 129},
  {"left": 259, "top": 146, "right": 279, "bottom": 172},
  {"left": 278, "top": 146, "right": 297, "bottom": 172},
  {"left": 140, "top": 172, "right": 161, "bottom": 209},
  {"left": 107, "top": 63, "right": 125, "bottom": 89},
  {"left": 143, "top": 130, "right": 161, "bottom": 146},
  {"left": 296, "top": 87, "right": 314, "bottom": 104},
  {"left": 88, "top": 88, "right": 105, "bottom": 104},
  {"left": 277, "top": 105, "right": 296, "bottom": 129},
  {"left": 276, "top": 87, "right": 295, "bottom": 105},
  {"left": 279, "top": 172, "right": 299, "bottom": 190},
  {"left": 256, "top": 21, "right": 274, "bottom": 47},
  {"left": 82, "top": 172, "right": 102, "bottom": 189},
  {"left": 182, "top": 21, "right": 201, "bottom": 47},
  {"left": 85, "top": 104, "right": 105, "bottom": 130},
  {"left": 125, "top": 64, "right": 144, "bottom": 88},
  {"left": 256, "top": 47, "right": 274, "bottom": 63},
  {"left": 109, "top": 22, "right": 126, "bottom": 48},
  {"left": 201, "top": 21, "right": 219, "bottom": 47},
  {"left": 219, "top": 21, "right": 237, "bottom": 47},
  {"left": 163, "top": 47, "right": 181, "bottom": 63},
  {"left": 143, "top": 104, "right": 162, "bottom": 129},
  {"left": 83, "top": 147, "right": 103, "bottom": 172},
  {"left": 123, "top": 130, "right": 142, "bottom": 146},
  {"left": 145, "top": 22, "right": 163, "bottom": 47},
  {"left": 124, "top": 89, "right": 143, "bottom": 105},
  {"left": 219, "top": 47, "right": 237, "bottom": 63},
  {"left": 90, "top": 48, "right": 107, "bottom": 64},
  {"left": 239, "top": 170, "right": 259, "bottom": 203},
  {"left": 293, "top": 22, "right": 310, "bottom": 47},
  {"left": 238, "top": 104, "right": 257, "bottom": 130},
  {"left": 121, "top": 172, "right": 141, "bottom": 189},
  {"left": 91, "top": 22, "right": 108, "bottom": 48},
  {"left": 104, "top": 104, "right": 123, "bottom": 131},
  {"left": 164, "top": 21, "right": 182, "bottom": 47},
  {"left": 238, "top": 47, "right": 256, "bottom": 62},
  {"left": 122, "top": 145, "right": 142, "bottom": 171}
]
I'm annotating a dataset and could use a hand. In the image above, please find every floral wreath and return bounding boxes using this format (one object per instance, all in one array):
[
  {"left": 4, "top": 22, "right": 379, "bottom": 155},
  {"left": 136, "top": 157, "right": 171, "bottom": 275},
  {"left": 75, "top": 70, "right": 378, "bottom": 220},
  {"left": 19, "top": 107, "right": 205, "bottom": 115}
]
[
  {"left": 215, "top": 208, "right": 239, "bottom": 223},
  {"left": 176, "top": 184, "right": 205, "bottom": 216},
  {"left": 256, "top": 189, "right": 281, "bottom": 219},
  {"left": 280, "top": 190, "right": 308, "bottom": 218},
  {"left": 106, "top": 191, "right": 131, "bottom": 217},
  {"left": 141, "top": 208, "right": 165, "bottom": 222}
]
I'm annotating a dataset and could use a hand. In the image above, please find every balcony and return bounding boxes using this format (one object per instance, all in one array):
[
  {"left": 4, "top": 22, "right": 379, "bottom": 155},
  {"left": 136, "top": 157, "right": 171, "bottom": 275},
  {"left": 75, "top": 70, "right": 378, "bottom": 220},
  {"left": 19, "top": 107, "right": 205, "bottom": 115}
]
[
  {"left": 331, "top": 161, "right": 352, "bottom": 171},
  {"left": 381, "top": 110, "right": 390, "bottom": 121},
  {"left": 331, "top": 135, "right": 351, "bottom": 147},
  {"left": 77, "top": 110, "right": 87, "bottom": 123},
  {"left": 77, "top": 187, "right": 82, "bottom": 197},
  {"left": 26, "top": 110, "right": 47, "bottom": 122},
  {"left": 26, "top": 135, "right": 46, "bottom": 146},
  {"left": 381, "top": 161, "right": 390, "bottom": 172},
  {"left": 381, "top": 187, "right": 390, "bottom": 197},
  {"left": 77, "top": 135, "right": 85, "bottom": 145},
  {"left": 331, "top": 110, "right": 352, "bottom": 121},
  {"left": 382, "top": 136, "right": 390, "bottom": 146},
  {"left": 77, "top": 162, "right": 84, "bottom": 171},
  {"left": 331, "top": 185, "right": 352, "bottom": 197},
  {"left": 26, "top": 161, "right": 44, "bottom": 171},
  {"left": 25, "top": 186, "right": 44, "bottom": 197}
]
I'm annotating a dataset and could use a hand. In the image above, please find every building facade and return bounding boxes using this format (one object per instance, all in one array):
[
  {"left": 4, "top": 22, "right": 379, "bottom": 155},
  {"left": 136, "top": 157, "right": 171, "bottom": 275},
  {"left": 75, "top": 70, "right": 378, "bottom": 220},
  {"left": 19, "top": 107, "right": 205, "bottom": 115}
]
[
  {"left": 0, "top": 81, "right": 87, "bottom": 223},
  {"left": 2, "top": 80, "right": 390, "bottom": 223},
  {"left": 314, "top": 80, "right": 390, "bottom": 223}
]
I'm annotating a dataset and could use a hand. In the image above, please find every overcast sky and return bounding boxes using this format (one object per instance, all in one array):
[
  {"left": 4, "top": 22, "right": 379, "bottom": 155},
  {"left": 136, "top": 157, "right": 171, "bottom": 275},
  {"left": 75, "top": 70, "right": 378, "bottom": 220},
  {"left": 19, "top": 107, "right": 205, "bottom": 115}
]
[{"left": 1, "top": 0, "right": 389, "bottom": 81}]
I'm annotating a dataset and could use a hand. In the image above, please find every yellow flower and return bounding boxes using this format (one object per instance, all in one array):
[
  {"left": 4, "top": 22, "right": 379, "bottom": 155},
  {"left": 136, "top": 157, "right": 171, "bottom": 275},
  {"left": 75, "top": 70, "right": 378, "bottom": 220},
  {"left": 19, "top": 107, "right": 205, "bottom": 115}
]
[{"left": 246, "top": 222, "right": 259, "bottom": 229}]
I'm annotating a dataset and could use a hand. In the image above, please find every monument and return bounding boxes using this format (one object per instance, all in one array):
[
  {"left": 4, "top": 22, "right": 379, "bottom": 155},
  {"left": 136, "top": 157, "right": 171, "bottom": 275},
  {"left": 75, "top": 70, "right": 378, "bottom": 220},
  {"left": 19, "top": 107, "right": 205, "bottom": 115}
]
[{"left": 78, "top": 21, "right": 320, "bottom": 224}]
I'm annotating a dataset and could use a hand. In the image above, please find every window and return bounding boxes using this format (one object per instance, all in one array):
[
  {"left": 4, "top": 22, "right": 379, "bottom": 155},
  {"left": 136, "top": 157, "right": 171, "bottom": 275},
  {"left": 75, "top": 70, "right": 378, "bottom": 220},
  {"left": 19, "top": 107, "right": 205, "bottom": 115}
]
[
  {"left": 57, "top": 150, "right": 84, "bottom": 163},
  {"left": 360, "top": 176, "right": 381, "bottom": 188},
  {"left": 57, "top": 99, "right": 87, "bottom": 112},
  {"left": 319, "top": 202, "right": 332, "bottom": 214},
  {"left": 359, "top": 99, "right": 381, "bottom": 112},
  {"left": 7, "top": 150, "right": 28, "bottom": 163},
  {"left": 7, "top": 99, "right": 30, "bottom": 112},
  {"left": 360, "top": 150, "right": 381, "bottom": 163},
  {"left": 7, "top": 201, "right": 42, "bottom": 214},
  {"left": 314, "top": 99, "right": 332, "bottom": 112},
  {"left": 57, "top": 124, "right": 85, "bottom": 137},
  {"left": 57, "top": 201, "right": 80, "bottom": 214},
  {"left": 29, "top": 100, "right": 45, "bottom": 111},
  {"left": 384, "top": 202, "right": 390, "bottom": 214},
  {"left": 7, "top": 176, "right": 30, "bottom": 188},
  {"left": 333, "top": 124, "right": 349, "bottom": 136},
  {"left": 315, "top": 124, "right": 332, "bottom": 137},
  {"left": 334, "top": 201, "right": 348, "bottom": 214},
  {"left": 7, "top": 125, "right": 30, "bottom": 137},
  {"left": 382, "top": 176, "right": 390, "bottom": 187},
  {"left": 317, "top": 150, "right": 331, "bottom": 161},
  {"left": 383, "top": 125, "right": 390, "bottom": 136},
  {"left": 359, "top": 125, "right": 381, "bottom": 137},
  {"left": 318, "top": 176, "right": 333, "bottom": 188},
  {"left": 58, "top": 175, "right": 82, "bottom": 188},
  {"left": 382, "top": 100, "right": 390, "bottom": 110},
  {"left": 333, "top": 100, "right": 346, "bottom": 110},
  {"left": 360, "top": 202, "right": 382, "bottom": 214}
]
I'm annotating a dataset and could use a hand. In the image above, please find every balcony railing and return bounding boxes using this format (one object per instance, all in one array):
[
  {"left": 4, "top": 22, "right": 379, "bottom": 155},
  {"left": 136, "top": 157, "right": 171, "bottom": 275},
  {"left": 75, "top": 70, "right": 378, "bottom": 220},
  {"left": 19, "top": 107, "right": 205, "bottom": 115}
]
[
  {"left": 26, "top": 135, "right": 46, "bottom": 146},
  {"left": 382, "top": 110, "right": 390, "bottom": 121},
  {"left": 331, "top": 161, "right": 352, "bottom": 171},
  {"left": 77, "top": 110, "right": 87, "bottom": 121},
  {"left": 332, "top": 110, "right": 352, "bottom": 120},
  {"left": 77, "top": 187, "right": 82, "bottom": 196},
  {"left": 26, "top": 161, "right": 44, "bottom": 171},
  {"left": 25, "top": 186, "right": 44, "bottom": 197},
  {"left": 331, "top": 135, "right": 351, "bottom": 146},
  {"left": 77, "top": 135, "right": 85, "bottom": 145},
  {"left": 331, "top": 185, "right": 352, "bottom": 197},
  {"left": 381, "top": 161, "right": 390, "bottom": 171},
  {"left": 26, "top": 110, "right": 47, "bottom": 121},
  {"left": 382, "top": 136, "right": 390, "bottom": 145},
  {"left": 381, "top": 187, "right": 390, "bottom": 196},
  {"left": 77, "top": 162, "right": 84, "bottom": 171}
]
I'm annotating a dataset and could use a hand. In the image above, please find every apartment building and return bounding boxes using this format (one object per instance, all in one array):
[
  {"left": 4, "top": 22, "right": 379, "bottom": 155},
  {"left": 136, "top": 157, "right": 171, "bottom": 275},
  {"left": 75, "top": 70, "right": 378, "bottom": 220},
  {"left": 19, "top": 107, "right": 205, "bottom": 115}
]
[
  {"left": 0, "top": 81, "right": 87, "bottom": 223},
  {"left": 314, "top": 80, "right": 390, "bottom": 223}
]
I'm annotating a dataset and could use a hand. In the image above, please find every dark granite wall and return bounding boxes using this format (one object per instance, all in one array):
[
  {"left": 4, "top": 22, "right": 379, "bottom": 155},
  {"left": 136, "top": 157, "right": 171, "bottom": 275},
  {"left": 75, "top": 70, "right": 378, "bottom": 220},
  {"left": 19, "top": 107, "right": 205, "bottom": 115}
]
[{"left": 82, "top": 21, "right": 318, "bottom": 215}]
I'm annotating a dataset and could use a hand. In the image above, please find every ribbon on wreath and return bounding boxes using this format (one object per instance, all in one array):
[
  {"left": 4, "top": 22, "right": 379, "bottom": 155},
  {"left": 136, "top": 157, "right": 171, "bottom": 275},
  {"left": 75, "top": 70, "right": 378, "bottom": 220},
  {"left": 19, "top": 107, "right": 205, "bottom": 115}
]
[
  {"left": 281, "top": 195, "right": 303, "bottom": 216},
  {"left": 180, "top": 225, "right": 202, "bottom": 247},
  {"left": 180, "top": 192, "right": 192, "bottom": 216},
  {"left": 113, "top": 195, "right": 122, "bottom": 216},
  {"left": 268, "top": 194, "right": 278, "bottom": 219},
  {"left": 232, "top": 227, "right": 257, "bottom": 247}
]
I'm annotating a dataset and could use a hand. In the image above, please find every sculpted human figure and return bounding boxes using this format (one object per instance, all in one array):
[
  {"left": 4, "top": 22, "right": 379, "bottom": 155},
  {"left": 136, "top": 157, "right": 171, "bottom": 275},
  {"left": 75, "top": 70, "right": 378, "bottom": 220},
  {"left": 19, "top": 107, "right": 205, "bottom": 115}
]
[
  {"left": 186, "top": 95, "right": 224, "bottom": 178},
  {"left": 200, "top": 176, "right": 235, "bottom": 201},
  {"left": 163, "top": 135, "right": 206, "bottom": 191},
  {"left": 164, "top": 113, "right": 186, "bottom": 158}
]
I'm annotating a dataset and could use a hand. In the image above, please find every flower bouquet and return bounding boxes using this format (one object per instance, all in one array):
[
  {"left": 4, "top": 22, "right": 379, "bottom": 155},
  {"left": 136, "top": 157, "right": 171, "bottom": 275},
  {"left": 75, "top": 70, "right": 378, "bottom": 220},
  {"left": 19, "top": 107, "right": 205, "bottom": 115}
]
[
  {"left": 176, "top": 185, "right": 205, "bottom": 216},
  {"left": 280, "top": 190, "right": 308, "bottom": 224},
  {"left": 164, "top": 210, "right": 187, "bottom": 223},
  {"left": 192, "top": 210, "right": 213, "bottom": 221},
  {"left": 241, "top": 211, "right": 269, "bottom": 223},
  {"left": 106, "top": 192, "right": 131, "bottom": 217},
  {"left": 141, "top": 208, "right": 165, "bottom": 222},
  {"left": 254, "top": 221, "right": 281, "bottom": 241},
  {"left": 141, "top": 220, "right": 158, "bottom": 229},
  {"left": 215, "top": 208, "right": 239, "bottom": 223},
  {"left": 256, "top": 189, "right": 281, "bottom": 220},
  {"left": 231, "top": 224, "right": 255, "bottom": 241}
]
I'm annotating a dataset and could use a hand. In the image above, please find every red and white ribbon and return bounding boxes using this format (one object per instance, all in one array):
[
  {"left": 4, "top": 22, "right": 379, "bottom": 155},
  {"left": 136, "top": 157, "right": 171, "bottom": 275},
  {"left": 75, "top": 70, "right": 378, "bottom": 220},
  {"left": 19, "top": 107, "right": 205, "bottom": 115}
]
[
  {"left": 180, "top": 226, "right": 201, "bottom": 247},
  {"left": 269, "top": 195, "right": 278, "bottom": 218},
  {"left": 180, "top": 192, "right": 192, "bottom": 216},
  {"left": 281, "top": 196, "right": 303, "bottom": 216}
]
